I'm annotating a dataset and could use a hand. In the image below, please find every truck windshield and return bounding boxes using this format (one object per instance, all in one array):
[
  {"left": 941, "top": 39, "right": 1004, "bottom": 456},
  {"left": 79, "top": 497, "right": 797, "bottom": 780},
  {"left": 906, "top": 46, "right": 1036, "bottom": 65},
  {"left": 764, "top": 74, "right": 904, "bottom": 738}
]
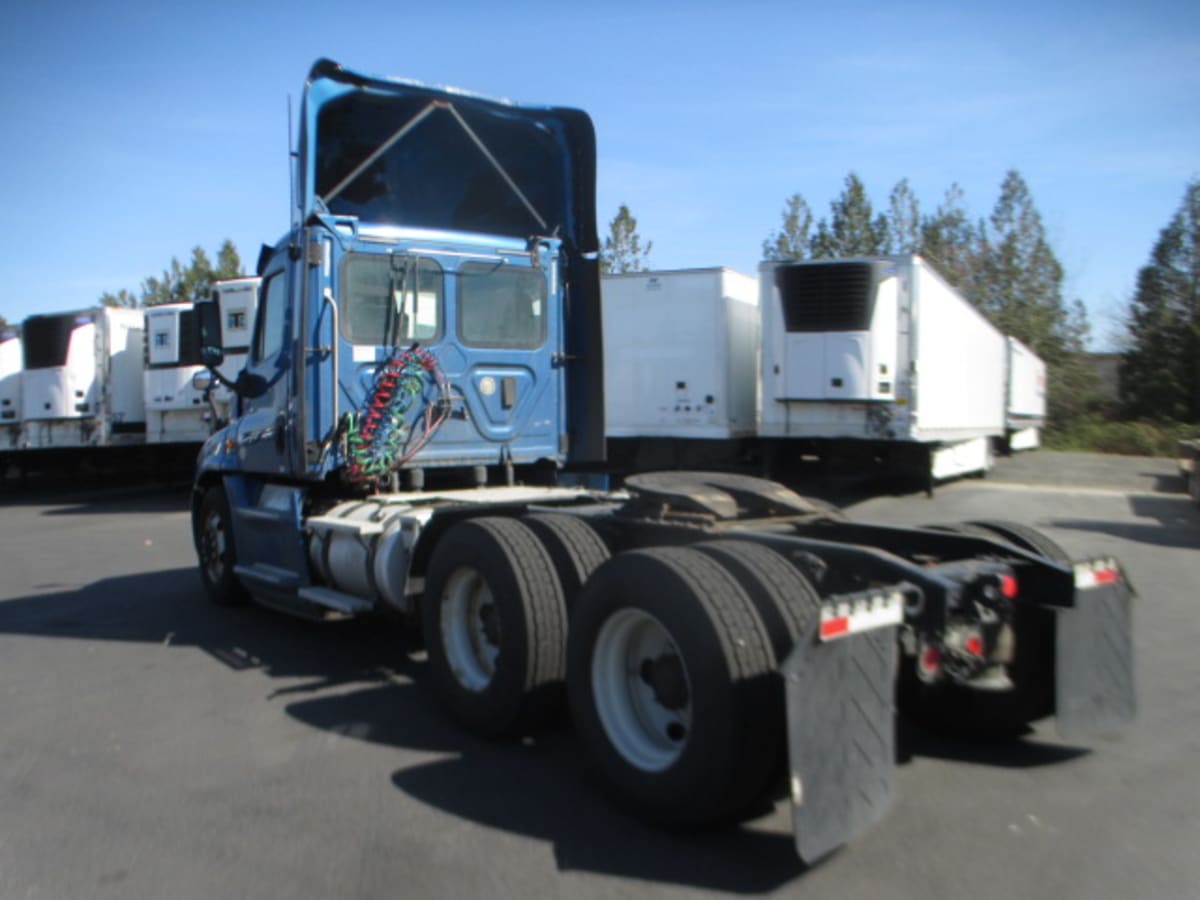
[
  {"left": 457, "top": 262, "right": 546, "bottom": 349},
  {"left": 315, "top": 92, "right": 562, "bottom": 238},
  {"left": 341, "top": 254, "right": 444, "bottom": 346}
]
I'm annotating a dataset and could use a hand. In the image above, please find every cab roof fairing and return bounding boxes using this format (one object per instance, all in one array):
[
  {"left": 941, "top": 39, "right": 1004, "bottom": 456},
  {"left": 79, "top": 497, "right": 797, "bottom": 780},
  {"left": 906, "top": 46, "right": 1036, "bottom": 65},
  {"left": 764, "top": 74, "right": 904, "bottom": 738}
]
[{"left": 294, "top": 59, "right": 599, "bottom": 256}]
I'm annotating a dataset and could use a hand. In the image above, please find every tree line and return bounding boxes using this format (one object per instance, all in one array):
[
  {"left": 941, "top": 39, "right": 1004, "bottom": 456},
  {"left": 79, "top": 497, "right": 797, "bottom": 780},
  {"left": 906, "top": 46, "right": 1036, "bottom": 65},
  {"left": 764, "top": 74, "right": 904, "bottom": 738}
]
[
  {"left": 1119, "top": 181, "right": 1200, "bottom": 423},
  {"left": 604, "top": 170, "right": 1100, "bottom": 432},
  {"left": 99, "top": 239, "right": 245, "bottom": 309}
]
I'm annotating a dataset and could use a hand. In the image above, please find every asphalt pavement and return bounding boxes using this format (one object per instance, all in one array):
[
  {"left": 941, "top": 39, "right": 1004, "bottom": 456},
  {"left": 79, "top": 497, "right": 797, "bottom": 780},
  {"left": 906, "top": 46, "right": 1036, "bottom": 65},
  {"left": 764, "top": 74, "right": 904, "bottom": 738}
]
[{"left": 0, "top": 453, "right": 1196, "bottom": 899}]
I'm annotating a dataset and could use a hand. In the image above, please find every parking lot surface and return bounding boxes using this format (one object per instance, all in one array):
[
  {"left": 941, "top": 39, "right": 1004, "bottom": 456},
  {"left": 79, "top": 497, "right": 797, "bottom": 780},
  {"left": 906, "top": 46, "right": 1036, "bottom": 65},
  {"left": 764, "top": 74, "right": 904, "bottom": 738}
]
[{"left": 1, "top": 453, "right": 1197, "bottom": 899}]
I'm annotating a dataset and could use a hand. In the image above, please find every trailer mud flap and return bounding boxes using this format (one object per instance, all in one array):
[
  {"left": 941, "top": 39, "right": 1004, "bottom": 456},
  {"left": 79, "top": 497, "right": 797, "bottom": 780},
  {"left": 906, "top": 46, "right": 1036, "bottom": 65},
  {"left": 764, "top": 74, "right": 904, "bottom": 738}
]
[
  {"left": 782, "top": 618, "right": 898, "bottom": 864},
  {"left": 1055, "top": 561, "right": 1135, "bottom": 740}
]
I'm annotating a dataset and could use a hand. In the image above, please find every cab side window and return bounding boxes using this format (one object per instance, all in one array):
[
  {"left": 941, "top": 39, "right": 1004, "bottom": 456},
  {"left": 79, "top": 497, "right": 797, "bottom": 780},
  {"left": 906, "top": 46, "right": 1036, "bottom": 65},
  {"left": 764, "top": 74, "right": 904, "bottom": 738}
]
[{"left": 255, "top": 275, "right": 289, "bottom": 361}]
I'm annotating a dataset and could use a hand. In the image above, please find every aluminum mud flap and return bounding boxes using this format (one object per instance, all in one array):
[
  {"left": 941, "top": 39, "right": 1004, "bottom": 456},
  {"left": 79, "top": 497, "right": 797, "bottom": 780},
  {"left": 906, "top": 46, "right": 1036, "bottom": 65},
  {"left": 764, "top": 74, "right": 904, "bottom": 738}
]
[
  {"left": 783, "top": 589, "right": 901, "bottom": 864},
  {"left": 1055, "top": 559, "right": 1136, "bottom": 740}
]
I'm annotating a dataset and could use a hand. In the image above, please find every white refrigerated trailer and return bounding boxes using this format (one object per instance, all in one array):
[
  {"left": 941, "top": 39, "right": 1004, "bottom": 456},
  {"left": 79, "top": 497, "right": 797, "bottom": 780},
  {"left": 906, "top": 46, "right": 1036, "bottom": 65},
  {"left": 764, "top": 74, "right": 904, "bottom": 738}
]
[
  {"left": 758, "top": 255, "right": 1007, "bottom": 483},
  {"left": 1004, "top": 336, "right": 1046, "bottom": 451},
  {"left": 19, "top": 307, "right": 145, "bottom": 450},
  {"left": 144, "top": 303, "right": 210, "bottom": 444},
  {"left": 208, "top": 277, "right": 259, "bottom": 423},
  {"left": 143, "top": 278, "right": 260, "bottom": 445},
  {"left": 0, "top": 328, "right": 21, "bottom": 452},
  {"left": 602, "top": 268, "right": 758, "bottom": 469}
]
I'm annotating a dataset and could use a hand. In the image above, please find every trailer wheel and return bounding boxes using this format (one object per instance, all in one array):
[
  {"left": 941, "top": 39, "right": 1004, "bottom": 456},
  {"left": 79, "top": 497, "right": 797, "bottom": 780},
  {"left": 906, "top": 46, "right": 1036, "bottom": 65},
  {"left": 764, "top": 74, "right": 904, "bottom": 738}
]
[
  {"left": 568, "top": 546, "right": 778, "bottom": 826},
  {"left": 422, "top": 517, "right": 567, "bottom": 736},
  {"left": 522, "top": 513, "right": 610, "bottom": 609},
  {"left": 196, "top": 487, "right": 250, "bottom": 607}
]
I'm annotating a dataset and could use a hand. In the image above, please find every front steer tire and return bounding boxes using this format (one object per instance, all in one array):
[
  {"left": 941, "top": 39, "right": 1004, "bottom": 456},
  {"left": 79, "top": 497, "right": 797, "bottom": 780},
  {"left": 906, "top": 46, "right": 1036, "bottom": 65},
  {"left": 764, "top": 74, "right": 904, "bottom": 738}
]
[{"left": 196, "top": 487, "right": 250, "bottom": 607}]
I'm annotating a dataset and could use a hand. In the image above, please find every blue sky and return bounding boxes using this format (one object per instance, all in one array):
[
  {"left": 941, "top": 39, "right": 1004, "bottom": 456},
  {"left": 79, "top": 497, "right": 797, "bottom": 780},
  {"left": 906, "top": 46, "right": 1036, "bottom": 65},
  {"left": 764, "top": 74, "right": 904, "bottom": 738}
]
[{"left": 1, "top": 1, "right": 1196, "bottom": 349}]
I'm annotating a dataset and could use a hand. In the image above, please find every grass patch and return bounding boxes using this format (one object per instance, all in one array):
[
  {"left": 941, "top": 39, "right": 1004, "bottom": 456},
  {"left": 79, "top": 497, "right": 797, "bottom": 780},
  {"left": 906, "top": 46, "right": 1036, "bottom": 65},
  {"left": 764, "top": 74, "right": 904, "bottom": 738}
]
[{"left": 1045, "top": 418, "right": 1200, "bottom": 457}]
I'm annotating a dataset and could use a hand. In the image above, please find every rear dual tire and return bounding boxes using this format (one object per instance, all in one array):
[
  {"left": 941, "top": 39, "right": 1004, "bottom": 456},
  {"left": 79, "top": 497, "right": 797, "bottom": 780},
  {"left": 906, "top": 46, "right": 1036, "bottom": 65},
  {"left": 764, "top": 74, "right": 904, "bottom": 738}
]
[
  {"left": 421, "top": 517, "right": 568, "bottom": 736},
  {"left": 420, "top": 513, "right": 610, "bottom": 737},
  {"left": 567, "top": 543, "right": 813, "bottom": 826}
]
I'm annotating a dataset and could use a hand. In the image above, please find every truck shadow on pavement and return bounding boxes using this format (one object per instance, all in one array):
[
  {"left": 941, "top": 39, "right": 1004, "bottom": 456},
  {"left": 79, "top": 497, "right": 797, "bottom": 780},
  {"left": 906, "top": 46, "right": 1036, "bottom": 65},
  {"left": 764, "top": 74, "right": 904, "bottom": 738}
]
[
  {"left": 289, "top": 683, "right": 806, "bottom": 893},
  {"left": 0, "top": 566, "right": 1093, "bottom": 894},
  {"left": 1050, "top": 494, "right": 1200, "bottom": 550}
]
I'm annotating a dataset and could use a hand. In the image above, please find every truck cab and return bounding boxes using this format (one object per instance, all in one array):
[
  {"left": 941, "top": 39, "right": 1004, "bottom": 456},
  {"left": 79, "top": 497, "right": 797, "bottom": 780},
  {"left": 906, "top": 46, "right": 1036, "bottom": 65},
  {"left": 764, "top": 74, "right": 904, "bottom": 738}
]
[{"left": 196, "top": 60, "right": 603, "bottom": 490}]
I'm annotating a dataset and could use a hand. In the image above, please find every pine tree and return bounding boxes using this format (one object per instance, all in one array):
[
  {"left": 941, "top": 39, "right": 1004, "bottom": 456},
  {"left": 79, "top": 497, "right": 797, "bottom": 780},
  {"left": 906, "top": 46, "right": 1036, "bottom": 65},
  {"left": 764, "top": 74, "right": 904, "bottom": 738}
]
[
  {"left": 884, "top": 178, "right": 921, "bottom": 255},
  {"left": 918, "top": 184, "right": 981, "bottom": 297},
  {"left": 762, "top": 194, "right": 813, "bottom": 261},
  {"left": 1120, "top": 180, "right": 1200, "bottom": 422},
  {"left": 99, "top": 241, "right": 243, "bottom": 309},
  {"left": 99, "top": 289, "right": 139, "bottom": 309},
  {"left": 977, "top": 171, "right": 1096, "bottom": 427},
  {"left": 601, "top": 205, "right": 653, "bottom": 274},
  {"left": 810, "top": 173, "right": 888, "bottom": 259}
]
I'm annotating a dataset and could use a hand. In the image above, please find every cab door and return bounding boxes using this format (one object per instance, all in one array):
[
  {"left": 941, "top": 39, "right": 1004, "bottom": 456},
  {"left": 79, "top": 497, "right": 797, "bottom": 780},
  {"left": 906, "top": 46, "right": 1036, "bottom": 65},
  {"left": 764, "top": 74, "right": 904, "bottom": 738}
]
[
  {"left": 234, "top": 263, "right": 296, "bottom": 476},
  {"left": 444, "top": 245, "right": 562, "bottom": 467}
]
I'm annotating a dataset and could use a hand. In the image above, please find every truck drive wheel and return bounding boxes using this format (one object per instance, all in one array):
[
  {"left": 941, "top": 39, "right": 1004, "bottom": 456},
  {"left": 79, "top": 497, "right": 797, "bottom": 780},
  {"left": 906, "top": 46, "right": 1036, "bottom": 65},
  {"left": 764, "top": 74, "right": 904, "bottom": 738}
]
[
  {"left": 422, "top": 517, "right": 568, "bottom": 736},
  {"left": 567, "top": 546, "right": 779, "bottom": 827},
  {"left": 196, "top": 487, "right": 250, "bottom": 607},
  {"left": 692, "top": 539, "right": 822, "bottom": 794},
  {"left": 963, "top": 520, "right": 1070, "bottom": 564},
  {"left": 521, "top": 513, "right": 610, "bottom": 609}
]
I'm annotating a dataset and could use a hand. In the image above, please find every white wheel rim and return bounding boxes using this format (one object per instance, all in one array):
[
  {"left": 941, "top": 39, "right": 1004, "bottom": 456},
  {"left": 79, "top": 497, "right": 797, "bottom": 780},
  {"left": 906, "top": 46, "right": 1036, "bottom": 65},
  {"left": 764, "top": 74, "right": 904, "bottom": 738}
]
[
  {"left": 439, "top": 567, "right": 500, "bottom": 692},
  {"left": 591, "top": 608, "right": 692, "bottom": 772}
]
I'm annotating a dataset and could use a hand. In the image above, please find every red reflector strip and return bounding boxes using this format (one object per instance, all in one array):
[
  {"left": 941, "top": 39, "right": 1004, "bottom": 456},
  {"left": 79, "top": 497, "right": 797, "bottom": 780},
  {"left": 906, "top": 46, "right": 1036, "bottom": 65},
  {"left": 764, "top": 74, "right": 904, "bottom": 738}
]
[
  {"left": 1074, "top": 558, "right": 1121, "bottom": 590},
  {"left": 820, "top": 617, "right": 850, "bottom": 640},
  {"left": 818, "top": 590, "right": 904, "bottom": 642}
]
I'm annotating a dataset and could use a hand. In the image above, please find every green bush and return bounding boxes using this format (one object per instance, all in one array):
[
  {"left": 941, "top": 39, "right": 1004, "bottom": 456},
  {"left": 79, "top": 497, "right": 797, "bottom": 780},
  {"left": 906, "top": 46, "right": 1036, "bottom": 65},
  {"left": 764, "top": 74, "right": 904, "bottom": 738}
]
[{"left": 1045, "top": 417, "right": 1200, "bottom": 457}]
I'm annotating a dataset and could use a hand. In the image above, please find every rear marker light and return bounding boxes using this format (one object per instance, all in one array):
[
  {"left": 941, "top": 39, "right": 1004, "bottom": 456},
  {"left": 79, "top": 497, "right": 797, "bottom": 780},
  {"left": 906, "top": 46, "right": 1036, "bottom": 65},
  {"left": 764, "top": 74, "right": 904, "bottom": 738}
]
[
  {"left": 999, "top": 574, "right": 1018, "bottom": 598},
  {"left": 920, "top": 645, "right": 940, "bottom": 672}
]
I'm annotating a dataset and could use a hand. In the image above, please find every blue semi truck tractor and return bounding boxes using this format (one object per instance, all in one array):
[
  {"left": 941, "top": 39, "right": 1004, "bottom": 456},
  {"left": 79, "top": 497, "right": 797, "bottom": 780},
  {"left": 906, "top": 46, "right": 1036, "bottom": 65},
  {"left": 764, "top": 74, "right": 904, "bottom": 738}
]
[{"left": 190, "top": 60, "right": 1134, "bottom": 862}]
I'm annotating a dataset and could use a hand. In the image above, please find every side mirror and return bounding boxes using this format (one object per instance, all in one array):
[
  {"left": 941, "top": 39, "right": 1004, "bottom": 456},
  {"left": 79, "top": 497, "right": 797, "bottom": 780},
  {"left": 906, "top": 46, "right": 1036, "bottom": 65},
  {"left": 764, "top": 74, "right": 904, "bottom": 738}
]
[
  {"left": 191, "top": 371, "right": 213, "bottom": 392},
  {"left": 235, "top": 370, "right": 270, "bottom": 399},
  {"left": 196, "top": 299, "right": 225, "bottom": 367}
]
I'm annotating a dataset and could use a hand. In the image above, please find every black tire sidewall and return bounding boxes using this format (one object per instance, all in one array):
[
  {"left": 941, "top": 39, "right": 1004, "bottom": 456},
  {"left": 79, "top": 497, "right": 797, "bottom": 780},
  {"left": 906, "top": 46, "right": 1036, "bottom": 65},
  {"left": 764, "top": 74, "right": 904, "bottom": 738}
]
[
  {"left": 197, "top": 487, "right": 247, "bottom": 606},
  {"left": 422, "top": 519, "right": 555, "bottom": 735},
  {"left": 567, "top": 551, "right": 751, "bottom": 824}
]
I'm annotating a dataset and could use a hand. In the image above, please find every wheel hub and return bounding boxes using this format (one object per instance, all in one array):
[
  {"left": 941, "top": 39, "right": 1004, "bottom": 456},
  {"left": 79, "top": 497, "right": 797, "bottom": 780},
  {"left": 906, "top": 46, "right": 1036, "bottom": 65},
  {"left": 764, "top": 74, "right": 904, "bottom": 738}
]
[{"left": 639, "top": 654, "right": 689, "bottom": 710}]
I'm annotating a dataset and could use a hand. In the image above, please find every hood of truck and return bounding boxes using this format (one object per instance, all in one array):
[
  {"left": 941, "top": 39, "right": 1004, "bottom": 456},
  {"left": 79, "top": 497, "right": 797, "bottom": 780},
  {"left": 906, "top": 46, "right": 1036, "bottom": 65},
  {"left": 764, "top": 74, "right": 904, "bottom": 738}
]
[{"left": 297, "top": 59, "right": 598, "bottom": 254}]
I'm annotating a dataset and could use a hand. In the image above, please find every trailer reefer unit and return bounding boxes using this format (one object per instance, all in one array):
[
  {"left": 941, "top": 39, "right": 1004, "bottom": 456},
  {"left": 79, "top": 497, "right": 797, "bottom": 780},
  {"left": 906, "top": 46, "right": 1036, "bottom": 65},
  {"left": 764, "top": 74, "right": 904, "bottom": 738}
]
[
  {"left": 759, "top": 255, "right": 1007, "bottom": 482},
  {"left": 603, "top": 268, "right": 757, "bottom": 468},
  {"left": 0, "top": 328, "right": 21, "bottom": 451},
  {"left": 20, "top": 307, "right": 145, "bottom": 450},
  {"left": 144, "top": 303, "right": 210, "bottom": 444},
  {"left": 1004, "top": 336, "right": 1046, "bottom": 451}
]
